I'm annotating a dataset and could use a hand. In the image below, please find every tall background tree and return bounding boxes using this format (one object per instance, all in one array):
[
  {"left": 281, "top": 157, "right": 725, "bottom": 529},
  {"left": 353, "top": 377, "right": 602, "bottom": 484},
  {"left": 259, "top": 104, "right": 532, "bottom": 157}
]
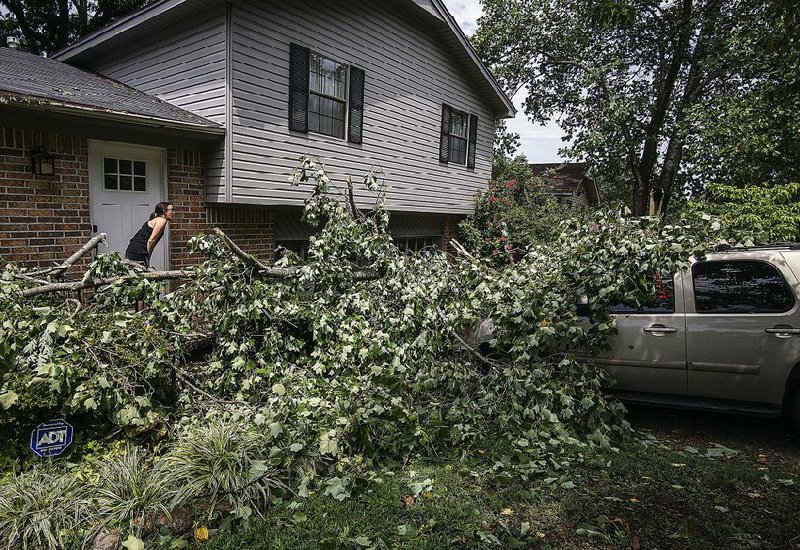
[
  {"left": 473, "top": 0, "right": 799, "bottom": 216},
  {"left": 1, "top": 0, "right": 150, "bottom": 55}
]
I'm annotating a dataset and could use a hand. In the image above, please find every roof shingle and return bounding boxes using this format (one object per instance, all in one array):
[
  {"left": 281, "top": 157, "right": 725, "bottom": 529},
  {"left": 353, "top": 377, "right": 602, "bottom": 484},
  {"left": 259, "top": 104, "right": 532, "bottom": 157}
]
[{"left": 0, "top": 47, "right": 220, "bottom": 129}]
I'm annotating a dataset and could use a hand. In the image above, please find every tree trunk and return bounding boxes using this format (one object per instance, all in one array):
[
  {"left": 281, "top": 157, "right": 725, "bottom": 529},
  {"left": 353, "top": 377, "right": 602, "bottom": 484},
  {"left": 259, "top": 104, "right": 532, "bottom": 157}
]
[
  {"left": 632, "top": 0, "right": 695, "bottom": 216},
  {"left": 72, "top": 0, "right": 89, "bottom": 37},
  {"left": 657, "top": 1, "right": 719, "bottom": 216},
  {"left": 1, "top": 0, "right": 40, "bottom": 52}
]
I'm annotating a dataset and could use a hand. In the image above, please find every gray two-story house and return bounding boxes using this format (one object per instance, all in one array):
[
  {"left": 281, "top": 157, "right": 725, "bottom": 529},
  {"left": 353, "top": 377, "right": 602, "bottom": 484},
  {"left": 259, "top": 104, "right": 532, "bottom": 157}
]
[{"left": 0, "top": 0, "right": 513, "bottom": 270}]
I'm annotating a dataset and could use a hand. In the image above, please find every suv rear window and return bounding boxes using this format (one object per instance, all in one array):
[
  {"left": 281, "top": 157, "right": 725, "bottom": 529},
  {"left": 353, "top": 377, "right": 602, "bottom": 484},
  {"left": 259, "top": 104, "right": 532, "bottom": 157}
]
[{"left": 692, "top": 260, "right": 795, "bottom": 313}]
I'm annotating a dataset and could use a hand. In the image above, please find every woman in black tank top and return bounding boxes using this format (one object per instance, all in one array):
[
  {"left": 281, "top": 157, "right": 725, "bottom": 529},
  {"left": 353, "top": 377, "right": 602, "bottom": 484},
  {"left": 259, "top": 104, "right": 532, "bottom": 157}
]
[{"left": 125, "top": 201, "right": 174, "bottom": 268}]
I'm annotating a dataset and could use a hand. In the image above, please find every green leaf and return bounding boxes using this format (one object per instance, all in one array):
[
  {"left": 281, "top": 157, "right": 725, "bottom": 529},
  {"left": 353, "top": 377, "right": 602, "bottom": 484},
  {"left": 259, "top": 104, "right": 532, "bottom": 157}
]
[
  {"left": 272, "top": 383, "right": 286, "bottom": 396},
  {"left": 397, "top": 524, "right": 418, "bottom": 538},
  {"left": 268, "top": 422, "right": 283, "bottom": 436},
  {"left": 0, "top": 391, "right": 19, "bottom": 409},
  {"left": 121, "top": 535, "right": 145, "bottom": 550}
]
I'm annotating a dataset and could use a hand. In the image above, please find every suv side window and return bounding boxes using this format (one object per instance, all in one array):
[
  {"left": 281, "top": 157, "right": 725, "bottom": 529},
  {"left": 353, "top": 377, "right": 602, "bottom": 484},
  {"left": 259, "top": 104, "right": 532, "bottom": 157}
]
[
  {"left": 692, "top": 260, "right": 795, "bottom": 313},
  {"left": 608, "top": 273, "right": 675, "bottom": 314}
]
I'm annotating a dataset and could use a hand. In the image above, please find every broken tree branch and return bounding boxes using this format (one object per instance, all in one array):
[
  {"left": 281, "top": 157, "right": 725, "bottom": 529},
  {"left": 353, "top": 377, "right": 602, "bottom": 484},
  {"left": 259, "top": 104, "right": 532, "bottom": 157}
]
[
  {"left": 213, "top": 227, "right": 381, "bottom": 281},
  {"left": 22, "top": 269, "right": 194, "bottom": 298},
  {"left": 28, "top": 233, "right": 107, "bottom": 277},
  {"left": 346, "top": 175, "right": 359, "bottom": 218},
  {"left": 214, "top": 227, "right": 271, "bottom": 271},
  {"left": 449, "top": 239, "right": 477, "bottom": 261},
  {"left": 18, "top": 228, "right": 385, "bottom": 299}
]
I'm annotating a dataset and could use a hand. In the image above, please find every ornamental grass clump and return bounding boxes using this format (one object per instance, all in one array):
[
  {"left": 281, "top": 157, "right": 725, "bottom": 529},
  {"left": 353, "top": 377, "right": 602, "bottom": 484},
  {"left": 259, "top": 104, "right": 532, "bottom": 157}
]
[
  {"left": 167, "top": 419, "right": 289, "bottom": 520},
  {"left": 0, "top": 463, "right": 86, "bottom": 550},
  {"left": 88, "top": 446, "right": 176, "bottom": 539}
]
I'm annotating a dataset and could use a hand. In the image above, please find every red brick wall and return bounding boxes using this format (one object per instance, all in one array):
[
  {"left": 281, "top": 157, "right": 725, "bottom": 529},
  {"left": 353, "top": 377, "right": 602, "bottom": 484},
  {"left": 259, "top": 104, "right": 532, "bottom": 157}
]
[
  {"left": 0, "top": 130, "right": 276, "bottom": 273},
  {"left": 0, "top": 127, "right": 92, "bottom": 271},
  {"left": 443, "top": 214, "right": 462, "bottom": 257},
  {"left": 167, "top": 148, "right": 274, "bottom": 270}
]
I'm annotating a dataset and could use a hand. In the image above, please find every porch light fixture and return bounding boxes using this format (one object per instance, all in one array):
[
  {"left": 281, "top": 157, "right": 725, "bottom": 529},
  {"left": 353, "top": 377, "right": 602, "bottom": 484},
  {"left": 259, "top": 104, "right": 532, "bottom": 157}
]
[{"left": 31, "top": 147, "right": 54, "bottom": 176}]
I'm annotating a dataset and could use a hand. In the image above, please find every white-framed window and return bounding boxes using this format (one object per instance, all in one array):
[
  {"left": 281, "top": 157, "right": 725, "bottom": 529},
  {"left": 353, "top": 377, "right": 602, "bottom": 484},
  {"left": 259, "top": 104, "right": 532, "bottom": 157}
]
[
  {"left": 394, "top": 236, "right": 442, "bottom": 255},
  {"left": 309, "top": 52, "right": 348, "bottom": 139},
  {"left": 439, "top": 104, "right": 478, "bottom": 169},
  {"left": 289, "top": 43, "right": 365, "bottom": 144},
  {"left": 103, "top": 157, "right": 146, "bottom": 192}
]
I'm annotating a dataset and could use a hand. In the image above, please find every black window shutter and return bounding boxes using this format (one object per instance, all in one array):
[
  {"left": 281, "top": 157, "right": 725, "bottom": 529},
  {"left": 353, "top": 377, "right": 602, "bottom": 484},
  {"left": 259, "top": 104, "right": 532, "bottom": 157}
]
[
  {"left": 348, "top": 66, "right": 365, "bottom": 144},
  {"left": 467, "top": 114, "right": 478, "bottom": 169},
  {"left": 289, "top": 43, "right": 310, "bottom": 133},
  {"left": 439, "top": 104, "right": 451, "bottom": 163}
]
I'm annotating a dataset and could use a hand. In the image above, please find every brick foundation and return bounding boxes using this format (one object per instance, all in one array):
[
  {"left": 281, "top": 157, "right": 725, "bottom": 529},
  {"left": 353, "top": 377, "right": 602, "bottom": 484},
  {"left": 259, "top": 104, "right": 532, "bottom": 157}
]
[
  {"left": 443, "top": 214, "right": 462, "bottom": 256},
  {"left": 167, "top": 149, "right": 274, "bottom": 270}
]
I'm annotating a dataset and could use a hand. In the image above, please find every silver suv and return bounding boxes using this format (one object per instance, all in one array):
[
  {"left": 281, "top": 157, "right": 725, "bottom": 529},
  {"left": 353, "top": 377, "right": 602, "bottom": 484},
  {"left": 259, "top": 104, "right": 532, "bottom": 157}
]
[{"left": 590, "top": 244, "right": 800, "bottom": 428}]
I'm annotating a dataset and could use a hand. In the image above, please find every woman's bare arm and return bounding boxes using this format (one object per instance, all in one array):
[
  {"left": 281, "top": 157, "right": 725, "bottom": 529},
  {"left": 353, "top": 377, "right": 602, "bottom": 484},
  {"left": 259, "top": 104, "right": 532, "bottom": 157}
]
[{"left": 147, "top": 218, "right": 167, "bottom": 255}]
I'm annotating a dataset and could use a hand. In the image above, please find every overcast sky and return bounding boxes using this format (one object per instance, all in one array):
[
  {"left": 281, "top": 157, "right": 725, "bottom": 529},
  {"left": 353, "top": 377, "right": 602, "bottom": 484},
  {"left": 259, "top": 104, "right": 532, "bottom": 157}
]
[{"left": 441, "top": 0, "right": 568, "bottom": 163}]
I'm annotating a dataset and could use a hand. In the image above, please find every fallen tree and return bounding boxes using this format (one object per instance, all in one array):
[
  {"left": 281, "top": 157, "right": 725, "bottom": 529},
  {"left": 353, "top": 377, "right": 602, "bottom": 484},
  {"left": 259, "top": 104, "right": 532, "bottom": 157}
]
[{"left": 0, "top": 156, "right": 721, "bottom": 548}]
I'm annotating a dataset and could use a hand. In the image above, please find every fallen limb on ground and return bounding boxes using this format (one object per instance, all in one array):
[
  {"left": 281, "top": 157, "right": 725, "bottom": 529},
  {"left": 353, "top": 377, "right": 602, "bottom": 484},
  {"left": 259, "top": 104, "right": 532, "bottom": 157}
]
[{"left": 18, "top": 228, "right": 381, "bottom": 298}]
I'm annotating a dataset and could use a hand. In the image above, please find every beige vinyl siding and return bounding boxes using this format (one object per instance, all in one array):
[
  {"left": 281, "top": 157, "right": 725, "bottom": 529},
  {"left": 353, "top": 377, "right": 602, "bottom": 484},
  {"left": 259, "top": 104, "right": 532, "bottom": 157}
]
[
  {"left": 229, "top": 0, "right": 496, "bottom": 214},
  {"left": 81, "top": 8, "right": 228, "bottom": 201}
]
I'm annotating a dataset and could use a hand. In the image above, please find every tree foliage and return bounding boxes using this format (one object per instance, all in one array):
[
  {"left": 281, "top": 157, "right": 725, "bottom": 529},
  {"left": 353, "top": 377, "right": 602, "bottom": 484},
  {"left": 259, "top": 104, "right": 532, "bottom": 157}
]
[
  {"left": 685, "top": 182, "right": 800, "bottom": 244},
  {"left": 1, "top": 0, "right": 151, "bottom": 55},
  {"left": 0, "top": 158, "right": 724, "bottom": 546},
  {"left": 473, "top": 0, "right": 799, "bottom": 216}
]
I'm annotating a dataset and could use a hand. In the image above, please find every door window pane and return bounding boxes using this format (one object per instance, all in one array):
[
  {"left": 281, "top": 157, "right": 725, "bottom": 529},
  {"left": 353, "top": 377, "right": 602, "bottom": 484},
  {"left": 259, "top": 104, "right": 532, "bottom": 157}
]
[
  {"left": 103, "top": 157, "right": 146, "bottom": 192},
  {"left": 693, "top": 260, "right": 795, "bottom": 313}
]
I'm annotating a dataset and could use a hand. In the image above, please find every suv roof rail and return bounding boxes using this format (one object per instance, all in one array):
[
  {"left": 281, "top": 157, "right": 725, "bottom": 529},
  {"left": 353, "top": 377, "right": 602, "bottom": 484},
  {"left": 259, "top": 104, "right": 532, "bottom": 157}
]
[{"left": 714, "top": 242, "right": 800, "bottom": 252}]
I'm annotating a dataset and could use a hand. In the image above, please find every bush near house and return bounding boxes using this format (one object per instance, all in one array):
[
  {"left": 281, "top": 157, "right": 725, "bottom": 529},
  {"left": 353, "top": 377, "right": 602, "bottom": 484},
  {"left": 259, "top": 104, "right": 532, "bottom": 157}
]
[
  {"left": 458, "top": 155, "right": 575, "bottom": 265},
  {"left": 0, "top": 158, "right": 720, "bottom": 548}
]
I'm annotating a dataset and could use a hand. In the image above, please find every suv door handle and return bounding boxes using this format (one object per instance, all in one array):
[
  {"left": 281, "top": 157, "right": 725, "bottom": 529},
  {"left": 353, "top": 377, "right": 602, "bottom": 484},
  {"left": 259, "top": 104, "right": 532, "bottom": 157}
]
[
  {"left": 643, "top": 325, "right": 678, "bottom": 334},
  {"left": 765, "top": 327, "right": 800, "bottom": 337}
]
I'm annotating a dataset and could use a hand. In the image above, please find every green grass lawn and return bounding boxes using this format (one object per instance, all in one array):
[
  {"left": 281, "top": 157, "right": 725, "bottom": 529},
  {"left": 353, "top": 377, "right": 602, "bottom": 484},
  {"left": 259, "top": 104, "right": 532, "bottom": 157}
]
[{"left": 207, "top": 414, "right": 800, "bottom": 550}]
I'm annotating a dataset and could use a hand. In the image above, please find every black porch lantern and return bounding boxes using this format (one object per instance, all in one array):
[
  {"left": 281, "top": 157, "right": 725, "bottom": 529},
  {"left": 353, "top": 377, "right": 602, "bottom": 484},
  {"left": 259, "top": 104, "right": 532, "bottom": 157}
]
[{"left": 31, "top": 147, "right": 54, "bottom": 175}]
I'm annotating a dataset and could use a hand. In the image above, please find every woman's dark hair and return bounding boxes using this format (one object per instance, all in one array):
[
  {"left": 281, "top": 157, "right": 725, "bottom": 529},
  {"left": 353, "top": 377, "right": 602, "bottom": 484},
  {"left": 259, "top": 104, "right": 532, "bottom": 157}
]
[{"left": 149, "top": 202, "right": 173, "bottom": 220}]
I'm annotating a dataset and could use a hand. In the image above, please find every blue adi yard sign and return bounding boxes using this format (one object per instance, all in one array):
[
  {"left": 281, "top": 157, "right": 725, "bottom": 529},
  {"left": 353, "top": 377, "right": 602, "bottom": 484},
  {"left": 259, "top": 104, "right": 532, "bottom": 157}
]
[{"left": 30, "top": 419, "right": 73, "bottom": 458}]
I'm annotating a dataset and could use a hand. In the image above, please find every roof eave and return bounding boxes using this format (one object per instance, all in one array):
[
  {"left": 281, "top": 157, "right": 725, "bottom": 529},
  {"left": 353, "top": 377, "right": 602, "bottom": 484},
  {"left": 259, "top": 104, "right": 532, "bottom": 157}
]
[
  {"left": 56, "top": 0, "right": 516, "bottom": 118},
  {"left": 52, "top": 0, "right": 189, "bottom": 62},
  {"left": 0, "top": 95, "right": 225, "bottom": 137},
  {"left": 428, "top": 0, "right": 515, "bottom": 118}
]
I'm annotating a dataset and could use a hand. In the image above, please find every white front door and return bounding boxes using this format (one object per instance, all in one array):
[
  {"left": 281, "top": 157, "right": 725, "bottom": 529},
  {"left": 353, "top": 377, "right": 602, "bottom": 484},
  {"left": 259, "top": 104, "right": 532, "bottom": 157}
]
[{"left": 89, "top": 141, "right": 167, "bottom": 270}]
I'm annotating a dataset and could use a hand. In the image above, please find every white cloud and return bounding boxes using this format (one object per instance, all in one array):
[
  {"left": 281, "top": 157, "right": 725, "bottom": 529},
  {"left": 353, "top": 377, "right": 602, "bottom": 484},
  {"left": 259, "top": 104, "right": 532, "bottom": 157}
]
[
  {"left": 440, "top": 0, "right": 570, "bottom": 162},
  {"left": 442, "top": 0, "right": 484, "bottom": 34}
]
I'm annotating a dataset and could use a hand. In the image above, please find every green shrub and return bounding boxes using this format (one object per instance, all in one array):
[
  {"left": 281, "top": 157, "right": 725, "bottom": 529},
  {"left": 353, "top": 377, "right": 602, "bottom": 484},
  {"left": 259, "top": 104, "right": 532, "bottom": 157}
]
[
  {"left": 459, "top": 155, "right": 570, "bottom": 264},
  {"left": 0, "top": 463, "right": 85, "bottom": 549}
]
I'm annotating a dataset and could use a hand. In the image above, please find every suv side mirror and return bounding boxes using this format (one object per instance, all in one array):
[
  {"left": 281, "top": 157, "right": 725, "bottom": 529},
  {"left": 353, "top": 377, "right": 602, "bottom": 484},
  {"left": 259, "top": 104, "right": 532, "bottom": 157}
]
[{"left": 576, "top": 294, "right": 590, "bottom": 316}]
